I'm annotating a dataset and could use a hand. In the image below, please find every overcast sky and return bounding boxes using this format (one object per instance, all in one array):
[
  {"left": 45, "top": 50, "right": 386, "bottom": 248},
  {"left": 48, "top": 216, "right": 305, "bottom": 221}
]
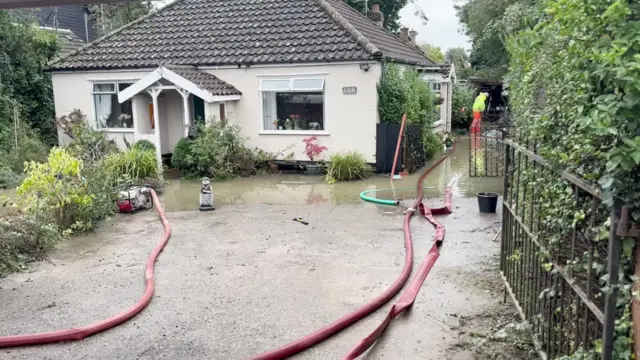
[{"left": 399, "top": 0, "right": 470, "bottom": 51}]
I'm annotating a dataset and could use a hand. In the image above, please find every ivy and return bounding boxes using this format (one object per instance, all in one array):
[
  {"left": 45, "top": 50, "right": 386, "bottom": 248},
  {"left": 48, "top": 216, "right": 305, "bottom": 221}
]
[{"left": 506, "top": 0, "right": 640, "bottom": 358}]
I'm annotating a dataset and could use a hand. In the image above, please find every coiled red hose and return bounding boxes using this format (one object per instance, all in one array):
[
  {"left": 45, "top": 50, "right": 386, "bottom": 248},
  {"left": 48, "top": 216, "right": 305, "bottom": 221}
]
[
  {"left": 0, "top": 189, "right": 170, "bottom": 348},
  {"left": 249, "top": 145, "right": 455, "bottom": 360}
]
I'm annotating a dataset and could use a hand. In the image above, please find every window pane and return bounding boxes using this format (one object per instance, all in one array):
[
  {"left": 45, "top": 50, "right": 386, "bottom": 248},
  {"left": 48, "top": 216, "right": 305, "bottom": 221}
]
[
  {"left": 118, "top": 83, "right": 133, "bottom": 92},
  {"left": 260, "top": 79, "right": 291, "bottom": 91},
  {"left": 270, "top": 92, "right": 324, "bottom": 131},
  {"left": 93, "top": 83, "right": 115, "bottom": 93},
  {"left": 94, "top": 93, "right": 133, "bottom": 128},
  {"left": 262, "top": 92, "right": 278, "bottom": 130},
  {"left": 292, "top": 78, "right": 324, "bottom": 91}
]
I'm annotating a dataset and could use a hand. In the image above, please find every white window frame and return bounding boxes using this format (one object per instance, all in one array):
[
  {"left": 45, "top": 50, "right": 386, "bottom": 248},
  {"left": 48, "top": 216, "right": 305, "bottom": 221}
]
[
  {"left": 259, "top": 77, "right": 328, "bottom": 135},
  {"left": 91, "top": 81, "right": 135, "bottom": 132},
  {"left": 431, "top": 81, "right": 442, "bottom": 93}
]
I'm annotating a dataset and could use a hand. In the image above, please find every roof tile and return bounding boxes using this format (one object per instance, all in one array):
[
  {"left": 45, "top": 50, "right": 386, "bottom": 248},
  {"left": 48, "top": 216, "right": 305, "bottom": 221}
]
[{"left": 51, "top": 0, "right": 435, "bottom": 70}]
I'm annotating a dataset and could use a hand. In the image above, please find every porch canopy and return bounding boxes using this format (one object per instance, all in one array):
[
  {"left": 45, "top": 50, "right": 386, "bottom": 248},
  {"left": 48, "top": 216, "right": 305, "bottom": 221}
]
[{"left": 118, "top": 64, "right": 241, "bottom": 173}]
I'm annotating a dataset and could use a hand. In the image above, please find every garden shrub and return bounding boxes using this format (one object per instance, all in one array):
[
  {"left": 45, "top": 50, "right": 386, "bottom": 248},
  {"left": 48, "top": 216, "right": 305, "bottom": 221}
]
[
  {"left": 378, "top": 63, "right": 406, "bottom": 124},
  {"left": 58, "top": 110, "right": 118, "bottom": 165},
  {"left": 132, "top": 139, "right": 155, "bottom": 152},
  {"left": 423, "top": 131, "right": 443, "bottom": 160},
  {"left": 17, "top": 148, "right": 93, "bottom": 231},
  {"left": 171, "top": 137, "right": 196, "bottom": 175},
  {"left": 0, "top": 214, "right": 62, "bottom": 276},
  {"left": 104, "top": 147, "right": 159, "bottom": 184},
  {"left": 326, "top": 152, "right": 372, "bottom": 184},
  {"left": 451, "top": 85, "right": 474, "bottom": 129},
  {"left": 506, "top": 0, "right": 640, "bottom": 356},
  {"left": 378, "top": 63, "right": 437, "bottom": 127},
  {"left": 189, "top": 123, "right": 258, "bottom": 179}
]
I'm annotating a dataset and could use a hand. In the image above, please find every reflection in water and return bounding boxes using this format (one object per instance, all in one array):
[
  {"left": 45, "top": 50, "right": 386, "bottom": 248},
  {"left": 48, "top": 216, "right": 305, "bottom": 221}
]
[{"left": 161, "top": 138, "right": 504, "bottom": 212}]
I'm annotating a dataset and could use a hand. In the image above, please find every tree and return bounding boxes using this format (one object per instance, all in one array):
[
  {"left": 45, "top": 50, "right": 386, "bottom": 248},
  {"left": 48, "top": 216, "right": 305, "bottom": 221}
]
[
  {"left": 343, "top": 0, "right": 408, "bottom": 33},
  {"left": 455, "top": 0, "right": 536, "bottom": 78},
  {"left": 419, "top": 43, "right": 445, "bottom": 63},
  {"left": 445, "top": 47, "right": 469, "bottom": 69},
  {"left": 0, "top": 10, "right": 59, "bottom": 146},
  {"left": 87, "top": 1, "right": 158, "bottom": 36}
]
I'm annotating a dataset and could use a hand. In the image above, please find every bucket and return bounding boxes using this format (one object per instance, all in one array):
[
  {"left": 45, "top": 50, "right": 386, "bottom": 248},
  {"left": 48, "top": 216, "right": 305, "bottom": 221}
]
[{"left": 477, "top": 192, "right": 499, "bottom": 213}]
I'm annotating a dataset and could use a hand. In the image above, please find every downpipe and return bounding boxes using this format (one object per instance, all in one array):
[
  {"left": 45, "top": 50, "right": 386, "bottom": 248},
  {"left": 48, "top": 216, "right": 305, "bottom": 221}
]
[
  {"left": 250, "top": 142, "right": 456, "bottom": 360},
  {"left": 0, "top": 188, "right": 171, "bottom": 348}
]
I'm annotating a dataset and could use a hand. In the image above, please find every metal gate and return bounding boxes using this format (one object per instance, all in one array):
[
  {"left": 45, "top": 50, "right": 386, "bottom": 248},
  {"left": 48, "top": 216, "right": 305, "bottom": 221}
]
[
  {"left": 469, "top": 119, "right": 512, "bottom": 177},
  {"left": 501, "top": 139, "right": 626, "bottom": 360}
]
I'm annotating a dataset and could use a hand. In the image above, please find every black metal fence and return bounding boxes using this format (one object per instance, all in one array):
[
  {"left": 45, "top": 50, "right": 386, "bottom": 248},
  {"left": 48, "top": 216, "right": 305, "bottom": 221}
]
[
  {"left": 376, "top": 123, "right": 426, "bottom": 174},
  {"left": 501, "top": 139, "right": 624, "bottom": 360}
]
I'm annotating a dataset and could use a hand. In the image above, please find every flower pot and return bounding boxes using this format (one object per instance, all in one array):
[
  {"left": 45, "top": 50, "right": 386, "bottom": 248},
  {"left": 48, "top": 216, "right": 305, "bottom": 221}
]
[
  {"left": 305, "top": 164, "right": 323, "bottom": 176},
  {"left": 477, "top": 192, "right": 499, "bottom": 213},
  {"left": 268, "top": 162, "right": 280, "bottom": 173}
]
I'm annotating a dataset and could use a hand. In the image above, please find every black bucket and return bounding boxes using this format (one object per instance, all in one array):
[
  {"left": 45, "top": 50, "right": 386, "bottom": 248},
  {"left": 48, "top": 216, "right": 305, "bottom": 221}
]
[{"left": 477, "top": 192, "right": 499, "bottom": 213}]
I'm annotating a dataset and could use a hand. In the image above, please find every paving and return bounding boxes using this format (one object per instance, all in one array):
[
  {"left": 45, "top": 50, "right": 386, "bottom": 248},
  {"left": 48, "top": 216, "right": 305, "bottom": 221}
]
[{"left": 1, "top": 196, "right": 503, "bottom": 360}]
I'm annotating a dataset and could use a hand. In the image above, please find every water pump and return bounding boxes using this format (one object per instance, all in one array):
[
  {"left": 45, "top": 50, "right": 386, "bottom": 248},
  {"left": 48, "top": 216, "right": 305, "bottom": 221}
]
[
  {"left": 199, "top": 177, "right": 215, "bottom": 211},
  {"left": 117, "top": 186, "right": 153, "bottom": 213}
]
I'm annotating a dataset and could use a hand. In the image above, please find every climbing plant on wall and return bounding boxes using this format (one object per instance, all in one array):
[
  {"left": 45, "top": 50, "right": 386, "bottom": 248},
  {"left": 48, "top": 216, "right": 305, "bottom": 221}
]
[{"left": 507, "top": 0, "right": 640, "bottom": 357}]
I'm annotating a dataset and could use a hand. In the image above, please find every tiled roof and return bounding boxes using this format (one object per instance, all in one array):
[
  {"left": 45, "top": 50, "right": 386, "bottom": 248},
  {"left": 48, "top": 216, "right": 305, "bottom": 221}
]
[
  {"left": 324, "top": 0, "right": 435, "bottom": 66},
  {"left": 50, "top": 0, "right": 435, "bottom": 71},
  {"left": 41, "top": 27, "right": 86, "bottom": 56},
  {"left": 165, "top": 65, "right": 241, "bottom": 96}
]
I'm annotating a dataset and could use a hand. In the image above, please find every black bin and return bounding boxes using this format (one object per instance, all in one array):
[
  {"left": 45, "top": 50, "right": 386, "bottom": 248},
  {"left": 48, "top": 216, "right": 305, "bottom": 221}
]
[{"left": 477, "top": 192, "right": 499, "bottom": 213}]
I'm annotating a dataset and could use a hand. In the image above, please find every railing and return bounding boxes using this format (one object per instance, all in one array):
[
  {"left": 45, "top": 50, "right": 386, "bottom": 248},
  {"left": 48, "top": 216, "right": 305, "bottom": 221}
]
[{"left": 501, "top": 139, "right": 623, "bottom": 360}]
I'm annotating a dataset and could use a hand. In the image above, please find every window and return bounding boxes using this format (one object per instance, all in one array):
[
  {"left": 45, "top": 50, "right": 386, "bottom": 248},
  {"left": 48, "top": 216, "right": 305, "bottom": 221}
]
[
  {"left": 261, "top": 78, "right": 325, "bottom": 131},
  {"left": 431, "top": 82, "right": 442, "bottom": 93},
  {"left": 92, "top": 82, "right": 134, "bottom": 129}
]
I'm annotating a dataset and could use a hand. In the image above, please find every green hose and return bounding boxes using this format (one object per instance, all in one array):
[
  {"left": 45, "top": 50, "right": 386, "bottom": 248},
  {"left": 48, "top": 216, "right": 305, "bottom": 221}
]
[{"left": 359, "top": 187, "right": 436, "bottom": 206}]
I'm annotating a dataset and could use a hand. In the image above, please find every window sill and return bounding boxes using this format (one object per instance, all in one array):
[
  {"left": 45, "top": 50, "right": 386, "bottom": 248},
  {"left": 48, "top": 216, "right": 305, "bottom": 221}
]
[
  {"left": 100, "top": 128, "right": 135, "bottom": 133},
  {"left": 259, "top": 130, "right": 330, "bottom": 136}
]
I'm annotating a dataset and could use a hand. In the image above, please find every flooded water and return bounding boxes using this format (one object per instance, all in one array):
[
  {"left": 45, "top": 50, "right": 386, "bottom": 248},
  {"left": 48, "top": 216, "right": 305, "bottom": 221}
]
[{"left": 162, "top": 138, "right": 503, "bottom": 212}]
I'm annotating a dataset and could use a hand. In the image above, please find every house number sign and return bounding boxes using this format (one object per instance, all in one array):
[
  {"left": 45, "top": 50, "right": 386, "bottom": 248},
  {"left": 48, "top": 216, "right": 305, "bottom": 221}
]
[{"left": 342, "top": 86, "right": 357, "bottom": 95}]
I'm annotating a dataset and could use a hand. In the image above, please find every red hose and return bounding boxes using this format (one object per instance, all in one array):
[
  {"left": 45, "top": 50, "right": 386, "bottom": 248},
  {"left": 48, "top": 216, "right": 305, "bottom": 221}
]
[
  {"left": 342, "top": 188, "right": 453, "bottom": 359},
  {"left": 0, "top": 189, "right": 170, "bottom": 348},
  {"left": 249, "top": 145, "right": 455, "bottom": 360}
]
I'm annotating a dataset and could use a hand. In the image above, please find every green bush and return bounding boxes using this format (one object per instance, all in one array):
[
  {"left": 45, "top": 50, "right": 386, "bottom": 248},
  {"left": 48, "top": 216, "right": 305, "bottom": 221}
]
[
  {"left": 378, "top": 63, "right": 436, "bottom": 126},
  {"left": 326, "top": 152, "right": 372, "bottom": 184},
  {"left": 378, "top": 64, "right": 407, "bottom": 124},
  {"left": 451, "top": 85, "right": 474, "bottom": 129},
  {"left": 17, "top": 148, "right": 94, "bottom": 231},
  {"left": 58, "top": 110, "right": 118, "bottom": 165},
  {"left": 104, "top": 147, "right": 159, "bottom": 183},
  {"left": 423, "top": 131, "right": 443, "bottom": 160},
  {"left": 0, "top": 214, "right": 62, "bottom": 276},
  {"left": 189, "top": 123, "right": 258, "bottom": 179},
  {"left": 132, "top": 139, "right": 156, "bottom": 152},
  {"left": 171, "top": 137, "right": 195, "bottom": 175}
]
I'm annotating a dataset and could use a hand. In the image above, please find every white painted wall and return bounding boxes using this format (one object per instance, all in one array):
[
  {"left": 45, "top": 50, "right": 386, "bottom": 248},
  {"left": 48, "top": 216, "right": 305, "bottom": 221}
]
[
  {"left": 52, "top": 69, "right": 150, "bottom": 146},
  {"left": 51, "top": 62, "right": 382, "bottom": 162},
  {"left": 52, "top": 69, "right": 185, "bottom": 154},
  {"left": 207, "top": 62, "right": 382, "bottom": 162},
  {"left": 105, "top": 131, "right": 135, "bottom": 149}
]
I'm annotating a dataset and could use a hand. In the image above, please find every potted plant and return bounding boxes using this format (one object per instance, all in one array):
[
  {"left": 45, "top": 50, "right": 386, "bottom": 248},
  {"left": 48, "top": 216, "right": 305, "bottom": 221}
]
[
  {"left": 302, "top": 136, "right": 327, "bottom": 175},
  {"left": 289, "top": 113, "right": 301, "bottom": 130},
  {"left": 268, "top": 144, "right": 295, "bottom": 173}
]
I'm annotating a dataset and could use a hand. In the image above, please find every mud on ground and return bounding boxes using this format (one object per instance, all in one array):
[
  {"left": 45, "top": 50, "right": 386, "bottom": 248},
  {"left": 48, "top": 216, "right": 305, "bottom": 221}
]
[{"left": 1, "top": 197, "right": 534, "bottom": 359}]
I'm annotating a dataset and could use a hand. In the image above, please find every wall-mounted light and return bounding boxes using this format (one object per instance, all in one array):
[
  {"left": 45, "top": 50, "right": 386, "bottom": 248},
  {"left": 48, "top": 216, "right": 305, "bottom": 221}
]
[{"left": 359, "top": 63, "right": 370, "bottom": 72}]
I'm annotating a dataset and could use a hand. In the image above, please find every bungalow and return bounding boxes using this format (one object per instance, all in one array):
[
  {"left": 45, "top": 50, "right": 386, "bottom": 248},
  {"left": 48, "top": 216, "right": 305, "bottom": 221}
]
[{"left": 48, "top": 0, "right": 443, "bottom": 172}]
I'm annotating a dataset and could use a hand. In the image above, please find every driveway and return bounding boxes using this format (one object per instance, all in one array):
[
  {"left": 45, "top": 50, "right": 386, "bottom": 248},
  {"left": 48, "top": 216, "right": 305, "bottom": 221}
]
[{"left": 1, "top": 197, "right": 511, "bottom": 359}]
